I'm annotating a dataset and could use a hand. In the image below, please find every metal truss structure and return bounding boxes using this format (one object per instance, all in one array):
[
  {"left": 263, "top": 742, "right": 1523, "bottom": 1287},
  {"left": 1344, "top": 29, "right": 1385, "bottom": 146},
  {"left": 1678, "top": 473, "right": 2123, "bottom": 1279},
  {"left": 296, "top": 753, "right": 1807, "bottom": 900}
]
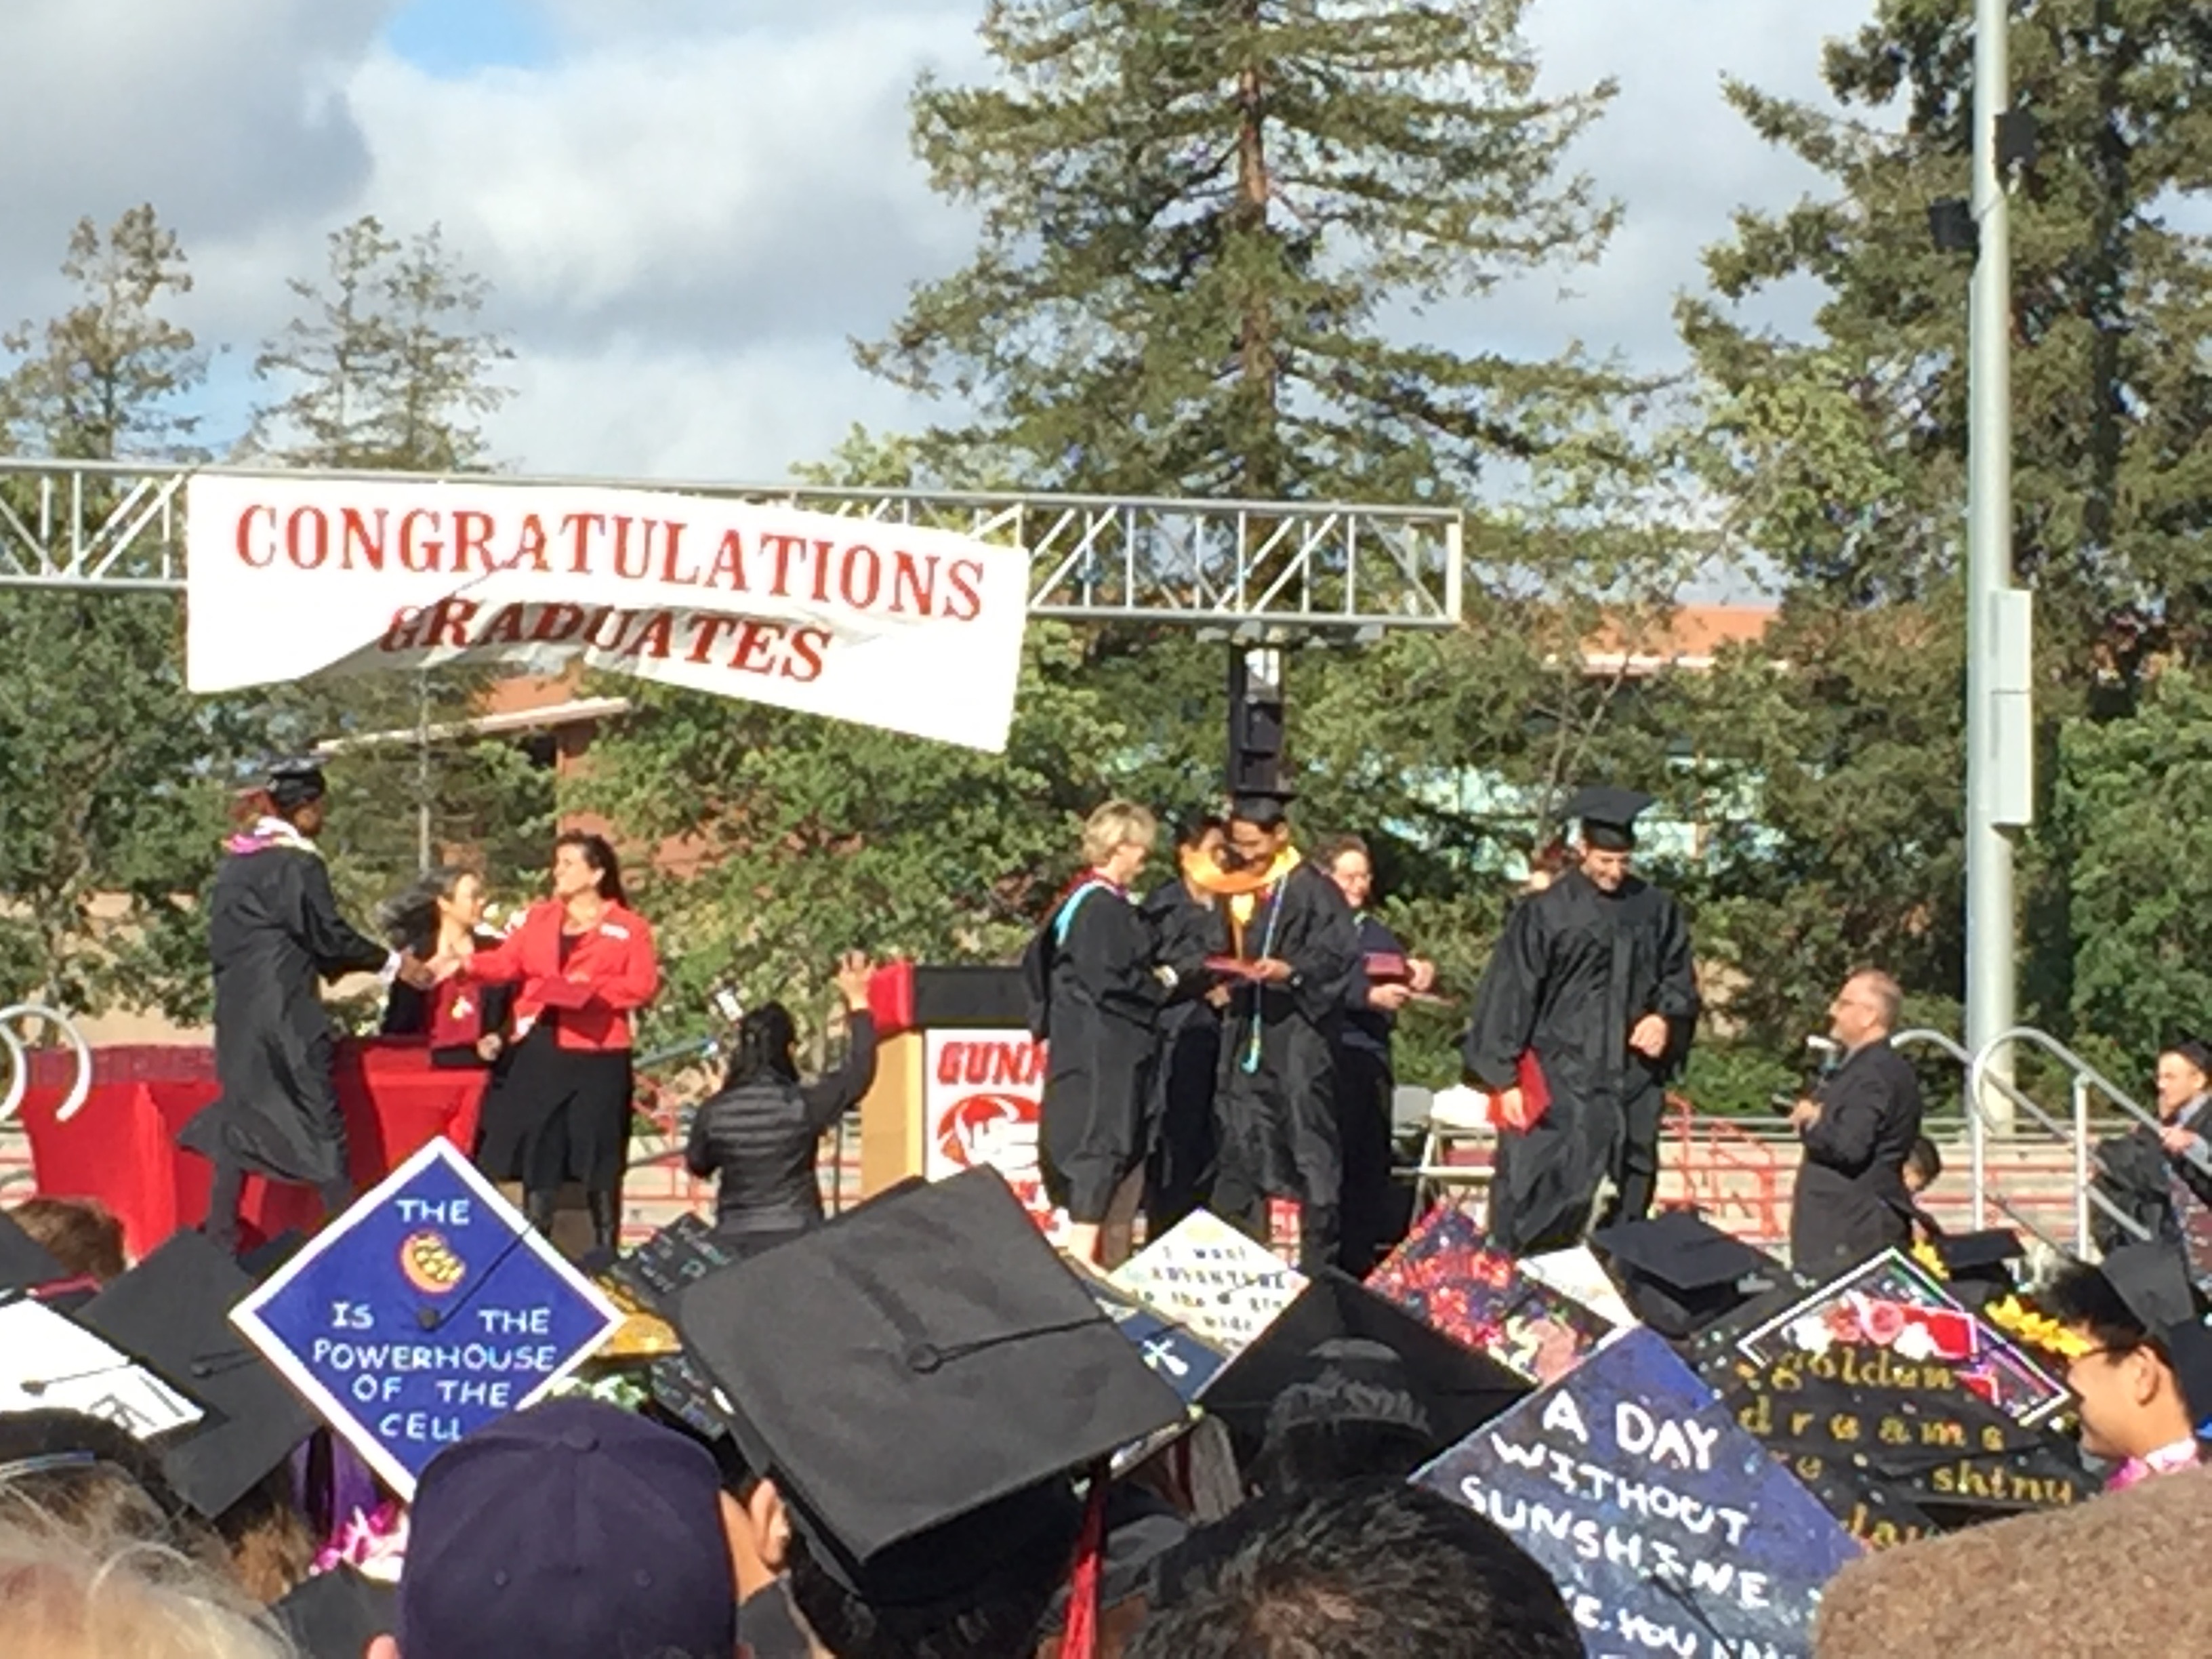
[{"left": 0, "top": 457, "right": 1462, "bottom": 630}]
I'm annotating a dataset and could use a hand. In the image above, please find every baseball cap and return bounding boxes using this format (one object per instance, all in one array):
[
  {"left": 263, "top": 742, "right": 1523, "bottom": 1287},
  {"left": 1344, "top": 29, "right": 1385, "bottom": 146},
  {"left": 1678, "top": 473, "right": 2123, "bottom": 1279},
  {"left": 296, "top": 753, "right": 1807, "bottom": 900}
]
[{"left": 396, "top": 1397, "right": 737, "bottom": 1659}]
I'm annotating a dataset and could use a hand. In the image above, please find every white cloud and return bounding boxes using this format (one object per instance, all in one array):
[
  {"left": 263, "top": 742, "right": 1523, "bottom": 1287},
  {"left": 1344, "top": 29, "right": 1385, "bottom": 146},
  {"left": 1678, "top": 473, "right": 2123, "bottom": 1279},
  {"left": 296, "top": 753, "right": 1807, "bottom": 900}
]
[{"left": 0, "top": 0, "right": 1879, "bottom": 480}]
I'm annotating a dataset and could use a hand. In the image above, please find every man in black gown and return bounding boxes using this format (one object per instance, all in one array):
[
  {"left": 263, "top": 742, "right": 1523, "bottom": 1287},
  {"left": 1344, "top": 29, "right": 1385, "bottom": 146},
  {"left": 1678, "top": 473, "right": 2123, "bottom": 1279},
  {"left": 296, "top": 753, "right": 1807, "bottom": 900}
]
[
  {"left": 1461, "top": 786, "right": 1699, "bottom": 1256},
  {"left": 1140, "top": 815, "right": 1229, "bottom": 1236},
  {"left": 1210, "top": 790, "right": 1359, "bottom": 1274},
  {"left": 180, "top": 763, "right": 431, "bottom": 1250}
]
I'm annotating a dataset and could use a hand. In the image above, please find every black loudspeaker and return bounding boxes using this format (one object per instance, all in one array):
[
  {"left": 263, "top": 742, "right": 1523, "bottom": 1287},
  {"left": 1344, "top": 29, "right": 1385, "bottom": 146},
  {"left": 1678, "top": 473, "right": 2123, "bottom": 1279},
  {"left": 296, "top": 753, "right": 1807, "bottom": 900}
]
[{"left": 1228, "top": 646, "right": 1286, "bottom": 795}]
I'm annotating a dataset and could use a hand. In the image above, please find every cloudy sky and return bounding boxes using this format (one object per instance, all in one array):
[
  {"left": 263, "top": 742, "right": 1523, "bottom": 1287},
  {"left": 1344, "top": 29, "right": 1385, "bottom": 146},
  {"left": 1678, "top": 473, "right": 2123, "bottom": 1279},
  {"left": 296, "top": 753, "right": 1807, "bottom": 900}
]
[{"left": 0, "top": 0, "right": 1876, "bottom": 483}]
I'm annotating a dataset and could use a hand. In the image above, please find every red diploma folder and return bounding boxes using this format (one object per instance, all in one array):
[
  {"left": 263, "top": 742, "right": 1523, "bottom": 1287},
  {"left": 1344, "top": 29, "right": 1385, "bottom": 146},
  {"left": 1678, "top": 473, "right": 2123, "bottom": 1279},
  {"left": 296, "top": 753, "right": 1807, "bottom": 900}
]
[
  {"left": 1203, "top": 956, "right": 1271, "bottom": 982},
  {"left": 1493, "top": 1052, "right": 1550, "bottom": 1132}
]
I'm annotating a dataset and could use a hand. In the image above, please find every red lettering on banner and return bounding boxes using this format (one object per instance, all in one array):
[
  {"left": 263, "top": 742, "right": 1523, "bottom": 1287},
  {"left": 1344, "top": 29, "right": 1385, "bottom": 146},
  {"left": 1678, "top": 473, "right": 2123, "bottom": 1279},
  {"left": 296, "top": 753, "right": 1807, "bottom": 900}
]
[
  {"left": 380, "top": 608, "right": 425, "bottom": 650},
  {"left": 285, "top": 508, "right": 330, "bottom": 571},
  {"left": 512, "top": 514, "right": 551, "bottom": 572},
  {"left": 422, "top": 598, "right": 478, "bottom": 648},
  {"left": 452, "top": 510, "right": 495, "bottom": 573},
  {"left": 707, "top": 531, "right": 748, "bottom": 590},
  {"left": 936, "top": 1040, "right": 1045, "bottom": 1088},
  {"left": 944, "top": 558, "right": 984, "bottom": 622},
  {"left": 562, "top": 514, "right": 604, "bottom": 575},
  {"left": 892, "top": 552, "right": 937, "bottom": 617},
  {"left": 840, "top": 544, "right": 882, "bottom": 611},
  {"left": 340, "top": 510, "right": 388, "bottom": 571},
  {"left": 684, "top": 614, "right": 738, "bottom": 663},
  {"left": 236, "top": 506, "right": 276, "bottom": 568},
  {"left": 726, "top": 620, "right": 779, "bottom": 674},
  {"left": 625, "top": 610, "right": 676, "bottom": 659},
  {"left": 659, "top": 522, "right": 699, "bottom": 586},
  {"left": 612, "top": 517, "right": 650, "bottom": 580},
  {"left": 783, "top": 627, "right": 828, "bottom": 682},
  {"left": 766, "top": 534, "right": 806, "bottom": 598},
  {"left": 531, "top": 603, "right": 586, "bottom": 644},
  {"left": 583, "top": 607, "right": 631, "bottom": 651},
  {"left": 399, "top": 510, "right": 443, "bottom": 573},
  {"left": 478, "top": 605, "right": 527, "bottom": 646},
  {"left": 810, "top": 539, "right": 835, "bottom": 604}
]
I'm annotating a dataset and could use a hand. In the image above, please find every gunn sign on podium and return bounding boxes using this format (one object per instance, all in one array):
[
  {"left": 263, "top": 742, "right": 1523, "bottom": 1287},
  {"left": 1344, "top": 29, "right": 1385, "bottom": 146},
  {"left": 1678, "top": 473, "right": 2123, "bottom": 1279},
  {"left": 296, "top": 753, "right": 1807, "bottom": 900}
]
[{"left": 230, "top": 1139, "right": 623, "bottom": 1496}]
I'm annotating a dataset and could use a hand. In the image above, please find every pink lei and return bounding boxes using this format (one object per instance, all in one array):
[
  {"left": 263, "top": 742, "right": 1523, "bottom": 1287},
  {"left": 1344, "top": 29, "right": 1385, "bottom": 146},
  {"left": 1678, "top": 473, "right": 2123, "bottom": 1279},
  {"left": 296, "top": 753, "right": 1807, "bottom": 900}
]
[{"left": 312, "top": 1500, "right": 409, "bottom": 1584}]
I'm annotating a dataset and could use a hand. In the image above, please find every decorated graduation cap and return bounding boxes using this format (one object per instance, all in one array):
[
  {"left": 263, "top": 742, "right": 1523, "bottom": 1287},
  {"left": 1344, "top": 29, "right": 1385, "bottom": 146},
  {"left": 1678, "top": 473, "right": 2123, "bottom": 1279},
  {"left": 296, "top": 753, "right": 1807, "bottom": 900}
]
[
  {"left": 676, "top": 1167, "right": 1186, "bottom": 1610},
  {"left": 1561, "top": 784, "right": 1655, "bottom": 853},
  {"left": 1196, "top": 1268, "right": 1530, "bottom": 1467},
  {"left": 77, "top": 1231, "right": 320, "bottom": 1518},
  {"left": 1593, "top": 1209, "right": 1783, "bottom": 1340},
  {"left": 0, "top": 1208, "right": 70, "bottom": 1295}
]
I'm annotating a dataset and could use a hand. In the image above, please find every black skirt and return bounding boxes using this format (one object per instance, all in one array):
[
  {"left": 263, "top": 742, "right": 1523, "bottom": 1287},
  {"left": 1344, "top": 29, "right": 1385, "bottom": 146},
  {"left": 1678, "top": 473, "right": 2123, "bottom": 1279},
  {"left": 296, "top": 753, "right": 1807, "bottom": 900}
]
[{"left": 473, "top": 1028, "right": 634, "bottom": 1193}]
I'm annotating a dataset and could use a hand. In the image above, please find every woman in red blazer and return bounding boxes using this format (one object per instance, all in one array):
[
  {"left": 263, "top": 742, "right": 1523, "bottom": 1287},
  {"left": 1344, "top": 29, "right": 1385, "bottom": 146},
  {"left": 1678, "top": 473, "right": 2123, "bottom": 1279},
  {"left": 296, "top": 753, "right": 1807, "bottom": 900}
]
[{"left": 457, "top": 831, "right": 659, "bottom": 1250}]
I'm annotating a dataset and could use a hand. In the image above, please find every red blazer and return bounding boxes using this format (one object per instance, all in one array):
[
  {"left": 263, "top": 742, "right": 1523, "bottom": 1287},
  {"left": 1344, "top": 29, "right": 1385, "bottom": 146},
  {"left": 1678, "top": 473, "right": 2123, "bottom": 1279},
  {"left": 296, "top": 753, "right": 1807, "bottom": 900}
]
[{"left": 464, "top": 899, "right": 659, "bottom": 1052}]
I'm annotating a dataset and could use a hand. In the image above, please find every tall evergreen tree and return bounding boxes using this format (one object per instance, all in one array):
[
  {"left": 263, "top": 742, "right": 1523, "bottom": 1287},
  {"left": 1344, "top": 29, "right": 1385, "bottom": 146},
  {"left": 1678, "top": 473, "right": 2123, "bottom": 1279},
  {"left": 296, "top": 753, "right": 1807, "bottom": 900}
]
[
  {"left": 0, "top": 207, "right": 247, "bottom": 1014},
  {"left": 1675, "top": 0, "right": 2212, "bottom": 1065},
  {"left": 864, "top": 0, "right": 1626, "bottom": 501},
  {"left": 247, "top": 216, "right": 548, "bottom": 936}
]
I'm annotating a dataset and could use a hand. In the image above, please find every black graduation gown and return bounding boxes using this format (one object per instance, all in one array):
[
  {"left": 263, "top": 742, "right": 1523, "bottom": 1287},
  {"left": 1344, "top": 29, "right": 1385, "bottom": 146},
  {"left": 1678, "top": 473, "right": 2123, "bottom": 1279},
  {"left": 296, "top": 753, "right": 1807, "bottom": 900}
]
[
  {"left": 1139, "top": 878, "right": 1227, "bottom": 1230},
  {"left": 1461, "top": 868, "right": 1699, "bottom": 1255},
  {"left": 2090, "top": 1097, "right": 2212, "bottom": 1254},
  {"left": 1337, "top": 912, "right": 1408, "bottom": 1274},
  {"left": 1214, "top": 862, "right": 1359, "bottom": 1237},
  {"left": 179, "top": 844, "right": 391, "bottom": 1187},
  {"left": 1788, "top": 1037, "right": 1925, "bottom": 1275},
  {"left": 1040, "top": 885, "right": 1166, "bottom": 1221}
]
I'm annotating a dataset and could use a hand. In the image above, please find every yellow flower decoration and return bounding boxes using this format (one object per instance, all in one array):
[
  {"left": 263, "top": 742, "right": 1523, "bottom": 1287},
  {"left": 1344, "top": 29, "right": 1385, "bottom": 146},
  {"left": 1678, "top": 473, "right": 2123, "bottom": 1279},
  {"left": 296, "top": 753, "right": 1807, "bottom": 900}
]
[{"left": 1912, "top": 1237, "right": 2091, "bottom": 1361}]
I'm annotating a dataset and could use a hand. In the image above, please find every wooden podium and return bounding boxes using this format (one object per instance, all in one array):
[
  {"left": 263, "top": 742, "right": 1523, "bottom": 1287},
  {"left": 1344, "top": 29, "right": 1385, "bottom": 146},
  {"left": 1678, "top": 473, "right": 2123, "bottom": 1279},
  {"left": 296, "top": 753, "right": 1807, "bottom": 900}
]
[{"left": 859, "top": 962, "right": 1054, "bottom": 1225}]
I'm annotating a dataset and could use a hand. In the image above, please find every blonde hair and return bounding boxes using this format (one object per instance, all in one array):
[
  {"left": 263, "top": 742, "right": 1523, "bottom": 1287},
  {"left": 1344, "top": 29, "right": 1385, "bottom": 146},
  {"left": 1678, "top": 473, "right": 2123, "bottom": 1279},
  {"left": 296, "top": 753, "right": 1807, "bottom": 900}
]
[
  {"left": 0, "top": 1500, "right": 294, "bottom": 1659},
  {"left": 1081, "top": 800, "right": 1158, "bottom": 868}
]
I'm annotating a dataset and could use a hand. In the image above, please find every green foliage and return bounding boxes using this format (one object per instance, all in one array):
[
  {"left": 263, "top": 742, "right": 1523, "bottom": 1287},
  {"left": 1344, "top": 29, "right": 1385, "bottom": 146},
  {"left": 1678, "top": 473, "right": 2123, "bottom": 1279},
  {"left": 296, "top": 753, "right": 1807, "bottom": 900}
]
[
  {"left": 865, "top": 0, "right": 1628, "bottom": 501},
  {"left": 249, "top": 216, "right": 514, "bottom": 472},
  {"left": 575, "top": 624, "right": 1139, "bottom": 1040},
  {"left": 2046, "top": 668, "right": 2212, "bottom": 1079}
]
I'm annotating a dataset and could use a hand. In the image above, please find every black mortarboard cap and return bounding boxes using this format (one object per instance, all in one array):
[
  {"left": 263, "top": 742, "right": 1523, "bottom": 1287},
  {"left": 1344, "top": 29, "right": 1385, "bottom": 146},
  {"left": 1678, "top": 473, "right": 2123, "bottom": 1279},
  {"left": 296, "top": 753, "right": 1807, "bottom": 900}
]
[
  {"left": 77, "top": 1231, "right": 319, "bottom": 1518},
  {"left": 2097, "top": 1242, "right": 2212, "bottom": 1431},
  {"left": 1593, "top": 1209, "right": 1781, "bottom": 1339},
  {"left": 1934, "top": 1228, "right": 2023, "bottom": 1306},
  {"left": 676, "top": 1168, "right": 1185, "bottom": 1607},
  {"left": 1227, "top": 785, "right": 1296, "bottom": 825},
  {"left": 270, "top": 1566, "right": 397, "bottom": 1659},
  {"left": 2101, "top": 1242, "right": 2199, "bottom": 1334},
  {"left": 1562, "top": 784, "right": 1655, "bottom": 851},
  {"left": 263, "top": 760, "right": 327, "bottom": 805},
  {"left": 0, "top": 1208, "right": 70, "bottom": 1294},
  {"left": 1195, "top": 1269, "right": 1529, "bottom": 1465}
]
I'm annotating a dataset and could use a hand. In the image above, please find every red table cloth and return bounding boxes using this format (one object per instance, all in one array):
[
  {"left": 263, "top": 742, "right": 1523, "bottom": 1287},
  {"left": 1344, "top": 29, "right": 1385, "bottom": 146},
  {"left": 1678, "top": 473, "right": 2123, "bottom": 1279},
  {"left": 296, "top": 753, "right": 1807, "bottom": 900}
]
[{"left": 16, "top": 1042, "right": 487, "bottom": 1260}]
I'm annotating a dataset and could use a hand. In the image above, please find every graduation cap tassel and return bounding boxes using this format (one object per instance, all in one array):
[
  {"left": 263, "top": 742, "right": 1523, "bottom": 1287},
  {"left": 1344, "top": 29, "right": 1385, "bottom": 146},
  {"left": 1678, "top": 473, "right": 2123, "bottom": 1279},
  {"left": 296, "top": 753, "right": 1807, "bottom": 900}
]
[{"left": 1060, "top": 1460, "right": 1111, "bottom": 1659}]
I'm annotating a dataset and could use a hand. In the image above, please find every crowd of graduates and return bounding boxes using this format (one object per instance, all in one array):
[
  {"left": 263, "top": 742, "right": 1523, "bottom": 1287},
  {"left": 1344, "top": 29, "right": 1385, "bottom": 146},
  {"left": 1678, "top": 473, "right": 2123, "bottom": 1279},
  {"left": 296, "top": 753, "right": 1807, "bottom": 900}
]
[{"left": 9, "top": 764, "right": 2212, "bottom": 1656}]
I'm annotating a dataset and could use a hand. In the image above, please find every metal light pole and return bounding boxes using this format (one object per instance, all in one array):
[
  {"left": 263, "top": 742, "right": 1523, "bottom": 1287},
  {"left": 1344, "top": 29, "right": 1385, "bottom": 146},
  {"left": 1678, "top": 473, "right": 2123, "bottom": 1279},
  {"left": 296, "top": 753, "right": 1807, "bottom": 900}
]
[{"left": 1965, "top": 0, "right": 2032, "bottom": 1128}]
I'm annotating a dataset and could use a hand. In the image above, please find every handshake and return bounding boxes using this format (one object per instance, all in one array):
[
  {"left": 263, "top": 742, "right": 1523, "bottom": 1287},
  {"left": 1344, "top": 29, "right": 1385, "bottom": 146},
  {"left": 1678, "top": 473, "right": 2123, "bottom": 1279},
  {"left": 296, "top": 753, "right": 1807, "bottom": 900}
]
[{"left": 393, "top": 951, "right": 465, "bottom": 991}]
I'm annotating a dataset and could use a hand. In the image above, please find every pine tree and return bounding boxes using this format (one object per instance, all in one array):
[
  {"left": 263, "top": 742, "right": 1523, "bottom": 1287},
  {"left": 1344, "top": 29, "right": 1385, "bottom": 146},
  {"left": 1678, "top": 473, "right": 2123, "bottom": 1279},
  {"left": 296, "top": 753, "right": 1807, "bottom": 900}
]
[
  {"left": 248, "top": 217, "right": 547, "bottom": 935},
  {"left": 864, "top": 0, "right": 1624, "bottom": 501},
  {"left": 0, "top": 208, "right": 239, "bottom": 1012}
]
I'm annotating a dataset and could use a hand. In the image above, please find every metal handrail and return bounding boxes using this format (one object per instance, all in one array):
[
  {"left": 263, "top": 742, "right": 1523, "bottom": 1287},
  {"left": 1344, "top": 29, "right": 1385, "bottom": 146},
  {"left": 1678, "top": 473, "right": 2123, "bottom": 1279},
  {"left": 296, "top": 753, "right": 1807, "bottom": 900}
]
[
  {"left": 1969, "top": 1025, "right": 2164, "bottom": 1256},
  {"left": 0, "top": 1004, "right": 94, "bottom": 1127},
  {"left": 1893, "top": 1026, "right": 2147, "bottom": 1256}
]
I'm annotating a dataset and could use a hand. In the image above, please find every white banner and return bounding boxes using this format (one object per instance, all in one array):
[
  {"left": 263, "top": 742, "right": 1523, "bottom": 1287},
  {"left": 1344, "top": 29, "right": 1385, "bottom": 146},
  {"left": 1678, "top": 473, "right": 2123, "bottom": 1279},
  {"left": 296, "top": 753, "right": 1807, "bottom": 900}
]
[
  {"left": 185, "top": 475, "right": 1033, "bottom": 752},
  {"left": 922, "top": 1027, "right": 1065, "bottom": 1240}
]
